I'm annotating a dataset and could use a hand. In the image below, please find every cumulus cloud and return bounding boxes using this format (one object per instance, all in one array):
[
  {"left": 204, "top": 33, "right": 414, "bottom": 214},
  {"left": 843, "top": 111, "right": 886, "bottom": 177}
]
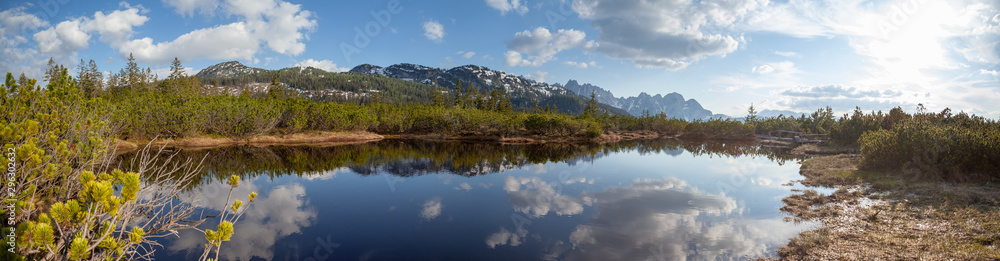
[
  {"left": 485, "top": 0, "right": 529, "bottom": 16},
  {"left": 10, "top": 0, "right": 316, "bottom": 67},
  {"left": 504, "top": 27, "right": 588, "bottom": 67},
  {"left": 294, "top": 59, "right": 349, "bottom": 72},
  {"left": 571, "top": 0, "right": 752, "bottom": 70},
  {"left": 122, "top": 0, "right": 315, "bottom": 65},
  {"left": 1, "top": 7, "right": 49, "bottom": 78},
  {"left": 121, "top": 23, "right": 259, "bottom": 64},
  {"left": 0, "top": 7, "right": 48, "bottom": 36},
  {"left": 88, "top": 8, "right": 149, "bottom": 44},
  {"left": 982, "top": 69, "right": 1000, "bottom": 76},
  {"left": 30, "top": 7, "right": 149, "bottom": 61},
  {"left": 423, "top": 20, "right": 445, "bottom": 42},
  {"left": 33, "top": 19, "right": 90, "bottom": 55}
]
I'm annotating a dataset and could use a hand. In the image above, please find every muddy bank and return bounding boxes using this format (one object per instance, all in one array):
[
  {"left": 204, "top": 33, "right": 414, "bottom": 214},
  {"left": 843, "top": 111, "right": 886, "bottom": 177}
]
[
  {"left": 114, "top": 131, "right": 384, "bottom": 152},
  {"left": 774, "top": 154, "right": 1000, "bottom": 260},
  {"left": 386, "top": 130, "right": 665, "bottom": 144}
]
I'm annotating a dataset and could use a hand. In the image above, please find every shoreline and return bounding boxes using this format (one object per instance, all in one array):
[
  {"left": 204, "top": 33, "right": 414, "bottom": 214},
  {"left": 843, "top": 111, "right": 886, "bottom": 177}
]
[
  {"left": 775, "top": 153, "right": 1000, "bottom": 259},
  {"left": 113, "top": 130, "right": 725, "bottom": 152},
  {"left": 113, "top": 131, "right": 385, "bottom": 152}
]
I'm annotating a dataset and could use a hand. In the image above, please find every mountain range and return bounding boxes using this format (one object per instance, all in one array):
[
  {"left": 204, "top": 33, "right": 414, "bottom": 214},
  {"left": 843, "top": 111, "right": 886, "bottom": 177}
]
[
  {"left": 559, "top": 80, "right": 719, "bottom": 120},
  {"left": 196, "top": 61, "right": 721, "bottom": 120}
]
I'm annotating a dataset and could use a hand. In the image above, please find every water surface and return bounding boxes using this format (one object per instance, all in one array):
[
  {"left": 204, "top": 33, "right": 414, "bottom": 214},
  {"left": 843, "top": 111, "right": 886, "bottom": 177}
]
[{"left": 134, "top": 140, "right": 821, "bottom": 261}]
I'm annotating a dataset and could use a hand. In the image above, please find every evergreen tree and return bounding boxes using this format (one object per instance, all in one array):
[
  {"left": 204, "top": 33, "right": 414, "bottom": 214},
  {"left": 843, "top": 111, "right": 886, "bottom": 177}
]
[
  {"left": 746, "top": 103, "right": 758, "bottom": 124},
  {"left": 267, "top": 72, "right": 286, "bottom": 99},
  {"left": 583, "top": 90, "right": 599, "bottom": 117},
  {"left": 169, "top": 58, "right": 185, "bottom": 81},
  {"left": 125, "top": 53, "right": 142, "bottom": 91}
]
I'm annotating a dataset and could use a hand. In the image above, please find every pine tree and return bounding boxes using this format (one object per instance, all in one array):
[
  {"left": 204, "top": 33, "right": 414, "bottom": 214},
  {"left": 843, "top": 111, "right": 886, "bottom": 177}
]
[
  {"left": 583, "top": 90, "right": 599, "bottom": 117},
  {"left": 746, "top": 103, "right": 758, "bottom": 124},
  {"left": 44, "top": 58, "right": 59, "bottom": 83},
  {"left": 125, "top": 53, "right": 142, "bottom": 90}
]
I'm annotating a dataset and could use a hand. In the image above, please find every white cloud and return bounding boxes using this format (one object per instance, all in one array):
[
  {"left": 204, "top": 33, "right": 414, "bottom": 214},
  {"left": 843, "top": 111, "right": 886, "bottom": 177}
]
[
  {"left": 7, "top": 0, "right": 315, "bottom": 68},
  {"left": 769, "top": 84, "right": 914, "bottom": 113},
  {"left": 30, "top": 5, "right": 150, "bottom": 60},
  {"left": 774, "top": 51, "right": 799, "bottom": 57},
  {"left": 121, "top": 22, "right": 259, "bottom": 64},
  {"left": 0, "top": 7, "right": 48, "bottom": 35},
  {"left": 162, "top": 0, "right": 220, "bottom": 17},
  {"left": 0, "top": 8, "right": 49, "bottom": 78},
  {"left": 503, "top": 27, "right": 587, "bottom": 67},
  {"left": 981, "top": 69, "right": 1000, "bottom": 76},
  {"left": 564, "top": 61, "right": 596, "bottom": 68},
  {"left": 751, "top": 64, "right": 774, "bottom": 74},
  {"left": 462, "top": 51, "right": 476, "bottom": 59},
  {"left": 420, "top": 198, "right": 443, "bottom": 220},
  {"left": 571, "top": 0, "right": 751, "bottom": 70},
  {"left": 527, "top": 71, "right": 549, "bottom": 82},
  {"left": 780, "top": 85, "right": 901, "bottom": 99},
  {"left": 294, "top": 59, "right": 349, "bottom": 72},
  {"left": 715, "top": 61, "right": 800, "bottom": 93},
  {"left": 423, "top": 20, "right": 445, "bottom": 42},
  {"left": 485, "top": 0, "right": 529, "bottom": 16},
  {"left": 122, "top": 0, "right": 315, "bottom": 65},
  {"left": 87, "top": 8, "right": 149, "bottom": 44},
  {"left": 34, "top": 19, "right": 90, "bottom": 56}
]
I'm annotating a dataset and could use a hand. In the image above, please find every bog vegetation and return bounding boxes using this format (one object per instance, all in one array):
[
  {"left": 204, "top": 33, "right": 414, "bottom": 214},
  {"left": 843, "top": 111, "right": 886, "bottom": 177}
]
[{"left": 2, "top": 57, "right": 998, "bottom": 259}]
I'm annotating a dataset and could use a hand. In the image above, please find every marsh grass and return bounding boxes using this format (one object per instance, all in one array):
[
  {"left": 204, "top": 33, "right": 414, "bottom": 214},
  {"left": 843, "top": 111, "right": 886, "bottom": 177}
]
[{"left": 776, "top": 155, "right": 1000, "bottom": 260}]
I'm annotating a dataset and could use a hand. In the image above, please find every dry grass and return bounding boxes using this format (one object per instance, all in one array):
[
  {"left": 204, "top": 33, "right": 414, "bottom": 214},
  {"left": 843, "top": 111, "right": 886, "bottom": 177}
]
[
  {"left": 791, "top": 144, "right": 859, "bottom": 156},
  {"left": 776, "top": 154, "right": 1000, "bottom": 260},
  {"left": 123, "top": 131, "right": 384, "bottom": 151}
]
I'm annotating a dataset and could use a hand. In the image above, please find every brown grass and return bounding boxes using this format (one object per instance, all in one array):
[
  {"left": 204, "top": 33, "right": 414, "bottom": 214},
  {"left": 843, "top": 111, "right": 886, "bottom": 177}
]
[
  {"left": 776, "top": 154, "right": 1000, "bottom": 260},
  {"left": 791, "top": 144, "right": 859, "bottom": 156},
  {"left": 123, "top": 131, "right": 384, "bottom": 151}
]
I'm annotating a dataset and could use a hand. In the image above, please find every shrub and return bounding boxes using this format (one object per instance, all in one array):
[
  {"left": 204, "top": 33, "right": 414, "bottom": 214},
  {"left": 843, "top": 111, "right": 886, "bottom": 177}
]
[{"left": 860, "top": 118, "right": 1000, "bottom": 181}]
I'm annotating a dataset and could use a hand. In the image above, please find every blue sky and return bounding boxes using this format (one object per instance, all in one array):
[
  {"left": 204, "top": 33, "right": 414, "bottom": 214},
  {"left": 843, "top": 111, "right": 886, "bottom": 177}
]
[{"left": 1, "top": 0, "right": 998, "bottom": 117}]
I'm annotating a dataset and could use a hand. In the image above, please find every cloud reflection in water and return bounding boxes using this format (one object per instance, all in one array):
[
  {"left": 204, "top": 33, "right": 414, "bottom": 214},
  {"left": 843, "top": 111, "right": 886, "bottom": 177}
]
[{"left": 167, "top": 182, "right": 317, "bottom": 260}]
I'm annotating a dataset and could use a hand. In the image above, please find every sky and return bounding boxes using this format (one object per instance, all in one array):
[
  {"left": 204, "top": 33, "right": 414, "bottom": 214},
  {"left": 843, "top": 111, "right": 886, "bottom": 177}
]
[{"left": 1, "top": 0, "right": 998, "bottom": 118}]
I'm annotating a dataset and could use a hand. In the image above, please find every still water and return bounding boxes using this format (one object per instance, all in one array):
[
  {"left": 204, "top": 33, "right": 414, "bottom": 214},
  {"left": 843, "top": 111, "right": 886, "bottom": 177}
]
[{"left": 135, "top": 140, "right": 822, "bottom": 261}]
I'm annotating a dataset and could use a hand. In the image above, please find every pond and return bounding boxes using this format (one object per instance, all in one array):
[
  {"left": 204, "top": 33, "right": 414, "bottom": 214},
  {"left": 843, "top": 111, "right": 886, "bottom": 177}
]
[{"left": 128, "top": 139, "right": 824, "bottom": 261}]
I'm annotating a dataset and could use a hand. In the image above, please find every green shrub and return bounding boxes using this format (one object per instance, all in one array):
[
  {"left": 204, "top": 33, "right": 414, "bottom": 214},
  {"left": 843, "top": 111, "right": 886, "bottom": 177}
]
[{"left": 860, "top": 118, "right": 1000, "bottom": 181}]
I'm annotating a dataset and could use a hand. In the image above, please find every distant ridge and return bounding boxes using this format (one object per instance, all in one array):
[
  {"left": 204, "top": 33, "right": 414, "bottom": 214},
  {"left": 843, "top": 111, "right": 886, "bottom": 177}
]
[{"left": 559, "top": 80, "right": 716, "bottom": 120}]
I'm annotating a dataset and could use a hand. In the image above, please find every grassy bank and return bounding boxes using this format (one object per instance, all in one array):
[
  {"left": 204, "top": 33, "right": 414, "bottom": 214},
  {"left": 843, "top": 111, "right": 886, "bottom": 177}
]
[{"left": 775, "top": 154, "right": 1000, "bottom": 260}]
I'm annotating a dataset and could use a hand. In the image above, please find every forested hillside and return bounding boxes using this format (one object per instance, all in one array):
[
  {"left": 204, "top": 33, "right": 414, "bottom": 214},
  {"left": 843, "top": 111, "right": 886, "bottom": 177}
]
[{"left": 194, "top": 61, "right": 628, "bottom": 115}]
